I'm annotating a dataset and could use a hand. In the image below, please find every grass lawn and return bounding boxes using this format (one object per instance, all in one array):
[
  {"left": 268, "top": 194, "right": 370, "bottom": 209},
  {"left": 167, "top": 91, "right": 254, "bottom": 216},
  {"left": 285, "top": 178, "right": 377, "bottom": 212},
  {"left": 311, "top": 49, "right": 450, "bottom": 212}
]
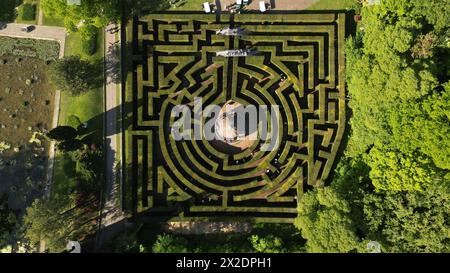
[
  {"left": 15, "top": 3, "right": 39, "bottom": 25},
  {"left": 52, "top": 29, "right": 105, "bottom": 198},
  {"left": 169, "top": 0, "right": 205, "bottom": 11},
  {"left": 307, "top": 0, "right": 358, "bottom": 10},
  {"left": 42, "top": 13, "right": 65, "bottom": 27}
]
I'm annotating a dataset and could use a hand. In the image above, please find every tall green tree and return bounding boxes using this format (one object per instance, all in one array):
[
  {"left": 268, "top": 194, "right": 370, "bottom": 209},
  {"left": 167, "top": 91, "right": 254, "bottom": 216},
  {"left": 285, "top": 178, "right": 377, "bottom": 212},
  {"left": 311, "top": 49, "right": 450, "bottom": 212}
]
[
  {"left": 249, "top": 235, "right": 285, "bottom": 253},
  {"left": 363, "top": 184, "right": 450, "bottom": 252},
  {"left": 152, "top": 233, "right": 188, "bottom": 253},
  {"left": 47, "top": 126, "right": 78, "bottom": 142},
  {"left": 40, "top": 0, "right": 171, "bottom": 32},
  {"left": 295, "top": 187, "right": 363, "bottom": 253},
  {"left": 23, "top": 198, "right": 75, "bottom": 252},
  {"left": 48, "top": 56, "right": 97, "bottom": 95},
  {"left": 0, "top": 195, "right": 17, "bottom": 249}
]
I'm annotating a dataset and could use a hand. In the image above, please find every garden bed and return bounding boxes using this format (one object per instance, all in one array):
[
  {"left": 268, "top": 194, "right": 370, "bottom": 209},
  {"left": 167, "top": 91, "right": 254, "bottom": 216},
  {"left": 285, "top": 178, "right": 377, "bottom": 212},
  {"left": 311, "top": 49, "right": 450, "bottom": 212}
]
[{"left": 0, "top": 53, "right": 56, "bottom": 212}]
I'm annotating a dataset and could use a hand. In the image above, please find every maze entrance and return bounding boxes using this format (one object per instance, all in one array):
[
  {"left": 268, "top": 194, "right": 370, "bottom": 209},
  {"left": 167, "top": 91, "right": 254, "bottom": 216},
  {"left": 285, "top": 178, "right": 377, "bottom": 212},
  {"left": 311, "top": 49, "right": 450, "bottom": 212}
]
[{"left": 124, "top": 12, "right": 346, "bottom": 222}]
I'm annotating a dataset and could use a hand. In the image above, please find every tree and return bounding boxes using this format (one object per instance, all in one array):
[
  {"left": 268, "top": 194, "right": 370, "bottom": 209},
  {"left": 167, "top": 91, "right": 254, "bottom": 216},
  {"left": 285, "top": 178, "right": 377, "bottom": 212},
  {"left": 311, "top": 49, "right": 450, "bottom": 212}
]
[
  {"left": 152, "top": 233, "right": 188, "bottom": 253},
  {"left": 390, "top": 82, "right": 450, "bottom": 170},
  {"left": 363, "top": 184, "right": 450, "bottom": 252},
  {"left": 23, "top": 197, "right": 75, "bottom": 252},
  {"left": 47, "top": 126, "right": 78, "bottom": 142},
  {"left": 295, "top": 187, "right": 363, "bottom": 253},
  {"left": 249, "top": 235, "right": 285, "bottom": 253},
  {"left": 0, "top": 194, "right": 17, "bottom": 249},
  {"left": 73, "top": 145, "right": 104, "bottom": 193},
  {"left": 47, "top": 126, "right": 83, "bottom": 152},
  {"left": 345, "top": 0, "right": 445, "bottom": 156},
  {"left": 367, "top": 147, "right": 440, "bottom": 192},
  {"left": 40, "top": 0, "right": 171, "bottom": 32},
  {"left": 0, "top": 0, "right": 18, "bottom": 22},
  {"left": 48, "top": 56, "right": 96, "bottom": 95}
]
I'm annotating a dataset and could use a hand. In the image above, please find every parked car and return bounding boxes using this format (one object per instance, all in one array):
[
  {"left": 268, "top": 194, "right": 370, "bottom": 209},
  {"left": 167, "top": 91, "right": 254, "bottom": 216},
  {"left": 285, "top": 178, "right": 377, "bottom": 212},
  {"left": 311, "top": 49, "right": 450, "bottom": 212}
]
[{"left": 21, "top": 25, "right": 35, "bottom": 32}]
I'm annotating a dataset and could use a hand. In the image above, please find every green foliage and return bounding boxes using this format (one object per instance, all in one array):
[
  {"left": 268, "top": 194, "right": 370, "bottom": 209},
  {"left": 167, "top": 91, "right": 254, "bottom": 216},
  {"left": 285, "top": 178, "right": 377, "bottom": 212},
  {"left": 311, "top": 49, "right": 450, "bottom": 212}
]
[
  {"left": 0, "top": 0, "right": 18, "bottom": 22},
  {"left": 111, "top": 225, "right": 143, "bottom": 253},
  {"left": 80, "top": 26, "right": 98, "bottom": 56},
  {"left": 0, "top": 37, "right": 60, "bottom": 62},
  {"left": 23, "top": 197, "right": 74, "bottom": 252},
  {"left": 295, "top": 187, "right": 362, "bottom": 253},
  {"left": 249, "top": 235, "right": 285, "bottom": 253},
  {"left": 48, "top": 56, "right": 95, "bottom": 95},
  {"left": 330, "top": 0, "right": 450, "bottom": 253},
  {"left": 57, "top": 139, "right": 84, "bottom": 152},
  {"left": 73, "top": 145, "right": 103, "bottom": 193},
  {"left": 345, "top": 0, "right": 447, "bottom": 156},
  {"left": 66, "top": 115, "right": 82, "bottom": 129},
  {"left": 0, "top": 195, "right": 17, "bottom": 248},
  {"left": 152, "top": 233, "right": 188, "bottom": 253},
  {"left": 390, "top": 82, "right": 450, "bottom": 170},
  {"left": 47, "top": 126, "right": 78, "bottom": 142},
  {"left": 367, "top": 147, "right": 438, "bottom": 192},
  {"left": 40, "top": 0, "right": 161, "bottom": 31},
  {"left": 363, "top": 184, "right": 450, "bottom": 252},
  {"left": 21, "top": 3, "right": 36, "bottom": 21}
]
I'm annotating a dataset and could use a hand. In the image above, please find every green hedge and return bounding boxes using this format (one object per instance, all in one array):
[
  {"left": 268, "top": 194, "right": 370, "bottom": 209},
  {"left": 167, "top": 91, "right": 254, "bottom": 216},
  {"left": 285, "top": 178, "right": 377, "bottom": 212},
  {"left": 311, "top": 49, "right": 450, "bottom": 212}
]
[
  {"left": 80, "top": 26, "right": 98, "bottom": 56},
  {"left": 21, "top": 3, "right": 36, "bottom": 21},
  {"left": 82, "top": 35, "right": 97, "bottom": 56}
]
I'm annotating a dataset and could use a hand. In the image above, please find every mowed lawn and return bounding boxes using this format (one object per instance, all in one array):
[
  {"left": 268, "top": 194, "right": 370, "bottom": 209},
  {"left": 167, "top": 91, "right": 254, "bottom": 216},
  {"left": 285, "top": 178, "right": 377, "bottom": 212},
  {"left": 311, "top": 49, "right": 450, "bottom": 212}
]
[
  {"left": 52, "top": 28, "right": 105, "bottom": 197},
  {"left": 307, "top": 0, "right": 357, "bottom": 10},
  {"left": 169, "top": 0, "right": 205, "bottom": 10}
]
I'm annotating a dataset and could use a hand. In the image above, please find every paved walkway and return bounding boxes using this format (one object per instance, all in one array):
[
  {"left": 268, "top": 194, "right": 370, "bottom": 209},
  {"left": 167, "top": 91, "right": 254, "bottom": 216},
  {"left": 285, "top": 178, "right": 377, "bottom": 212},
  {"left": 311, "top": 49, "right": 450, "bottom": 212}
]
[
  {"left": 0, "top": 23, "right": 66, "bottom": 58},
  {"left": 38, "top": 8, "right": 44, "bottom": 25},
  {"left": 101, "top": 23, "right": 124, "bottom": 230}
]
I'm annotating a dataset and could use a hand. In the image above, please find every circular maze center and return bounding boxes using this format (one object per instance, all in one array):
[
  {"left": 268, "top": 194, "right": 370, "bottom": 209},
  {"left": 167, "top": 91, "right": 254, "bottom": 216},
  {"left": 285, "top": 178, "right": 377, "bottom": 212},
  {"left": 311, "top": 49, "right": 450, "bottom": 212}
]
[{"left": 211, "top": 100, "right": 257, "bottom": 154}]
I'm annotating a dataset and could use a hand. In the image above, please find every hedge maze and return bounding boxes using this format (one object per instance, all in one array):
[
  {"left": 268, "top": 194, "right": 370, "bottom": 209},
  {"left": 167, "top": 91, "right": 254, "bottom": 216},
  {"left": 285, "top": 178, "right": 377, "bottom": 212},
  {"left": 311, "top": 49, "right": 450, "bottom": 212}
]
[{"left": 124, "top": 12, "right": 346, "bottom": 222}]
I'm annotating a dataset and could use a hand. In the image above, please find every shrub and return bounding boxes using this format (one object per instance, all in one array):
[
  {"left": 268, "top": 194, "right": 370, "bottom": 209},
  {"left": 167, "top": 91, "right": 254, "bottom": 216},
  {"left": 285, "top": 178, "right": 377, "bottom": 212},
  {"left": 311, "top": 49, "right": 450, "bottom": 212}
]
[
  {"left": 81, "top": 35, "right": 97, "bottom": 56},
  {"left": 66, "top": 115, "right": 82, "bottom": 129},
  {"left": 152, "top": 233, "right": 188, "bottom": 253},
  {"left": 48, "top": 56, "right": 95, "bottom": 95},
  {"left": 80, "top": 26, "right": 98, "bottom": 56},
  {"left": 21, "top": 4, "right": 36, "bottom": 21}
]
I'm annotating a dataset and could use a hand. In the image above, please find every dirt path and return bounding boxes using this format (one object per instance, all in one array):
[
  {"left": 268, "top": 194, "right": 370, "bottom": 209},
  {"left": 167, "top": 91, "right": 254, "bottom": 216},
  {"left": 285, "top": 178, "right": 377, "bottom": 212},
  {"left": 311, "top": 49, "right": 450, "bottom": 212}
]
[{"left": 38, "top": 7, "right": 44, "bottom": 25}]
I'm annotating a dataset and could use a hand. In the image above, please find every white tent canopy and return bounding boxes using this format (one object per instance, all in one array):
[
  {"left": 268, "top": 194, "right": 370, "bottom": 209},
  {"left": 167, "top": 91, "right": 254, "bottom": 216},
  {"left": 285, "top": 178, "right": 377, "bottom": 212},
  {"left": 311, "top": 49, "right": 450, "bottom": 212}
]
[
  {"left": 203, "top": 2, "right": 211, "bottom": 13},
  {"left": 259, "top": 1, "right": 267, "bottom": 12}
]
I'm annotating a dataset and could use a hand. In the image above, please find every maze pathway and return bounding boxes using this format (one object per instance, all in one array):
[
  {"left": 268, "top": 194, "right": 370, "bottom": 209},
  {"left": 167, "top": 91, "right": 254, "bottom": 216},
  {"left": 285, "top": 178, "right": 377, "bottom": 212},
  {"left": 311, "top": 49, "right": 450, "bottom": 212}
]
[{"left": 124, "top": 12, "right": 346, "bottom": 222}]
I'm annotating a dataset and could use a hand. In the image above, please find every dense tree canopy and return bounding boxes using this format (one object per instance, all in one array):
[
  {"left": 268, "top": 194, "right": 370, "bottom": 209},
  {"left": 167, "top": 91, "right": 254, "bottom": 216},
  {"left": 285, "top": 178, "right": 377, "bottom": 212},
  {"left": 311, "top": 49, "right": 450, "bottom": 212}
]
[
  {"left": 152, "top": 233, "right": 188, "bottom": 253},
  {"left": 0, "top": 195, "right": 17, "bottom": 249},
  {"left": 296, "top": 0, "right": 450, "bottom": 253},
  {"left": 23, "top": 198, "right": 75, "bottom": 252},
  {"left": 40, "top": 0, "right": 171, "bottom": 32},
  {"left": 295, "top": 187, "right": 362, "bottom": 253},
  {"left": 48, "top": 56, "right": 98, "bottom": 95},
  {"left": 363, "top": 184, "right": 450, "bottom": 253}
]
